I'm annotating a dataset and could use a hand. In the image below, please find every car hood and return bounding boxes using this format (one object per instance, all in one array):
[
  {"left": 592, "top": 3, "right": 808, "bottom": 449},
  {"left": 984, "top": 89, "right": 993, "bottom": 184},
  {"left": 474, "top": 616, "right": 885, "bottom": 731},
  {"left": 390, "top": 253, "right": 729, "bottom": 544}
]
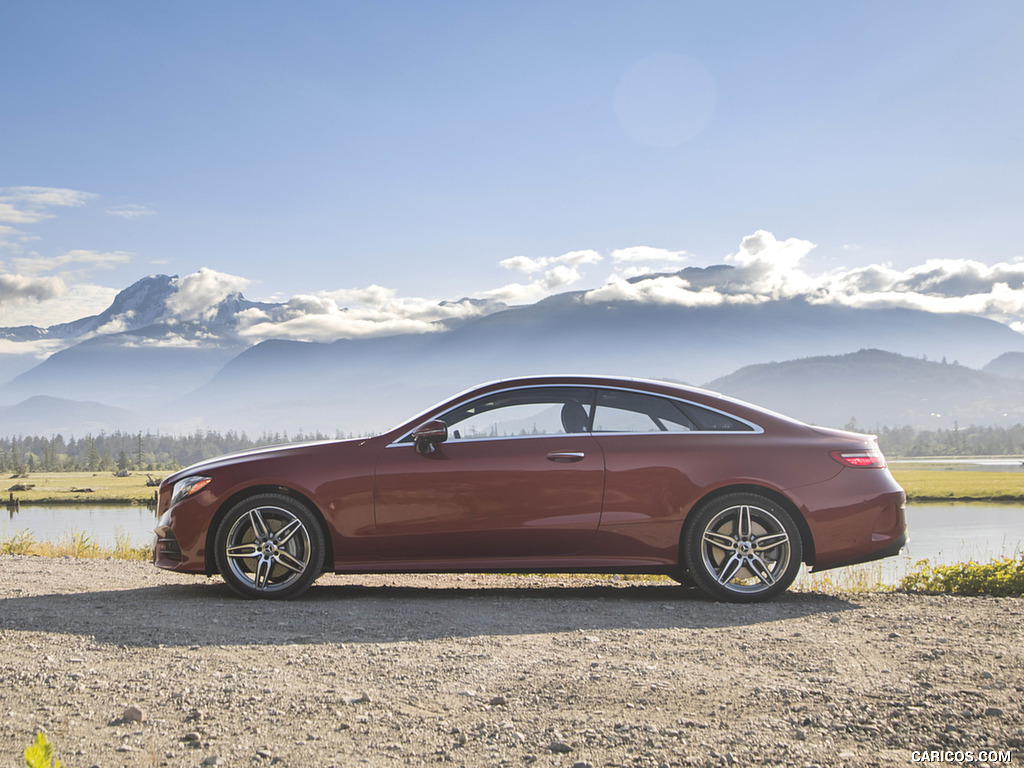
[{"left": 162, "top": 438, "right": 363, "bottom": 485}]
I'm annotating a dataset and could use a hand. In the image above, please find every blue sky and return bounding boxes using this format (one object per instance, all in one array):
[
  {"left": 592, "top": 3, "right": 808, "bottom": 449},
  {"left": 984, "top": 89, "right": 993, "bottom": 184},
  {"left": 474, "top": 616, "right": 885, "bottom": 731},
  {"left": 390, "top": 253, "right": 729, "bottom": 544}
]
[{"left": 2, "top": 0, "right": 1024, "bottom": 332}]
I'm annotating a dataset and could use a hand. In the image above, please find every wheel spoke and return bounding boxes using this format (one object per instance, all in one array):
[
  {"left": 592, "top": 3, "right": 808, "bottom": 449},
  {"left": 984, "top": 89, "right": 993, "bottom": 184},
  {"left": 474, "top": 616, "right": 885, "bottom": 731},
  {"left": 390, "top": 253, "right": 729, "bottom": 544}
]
[
  {"left": 274, "top": 518, "right": 303, "bottom": 546},
  {"left": 247, "top": 508, "right": 270, "bottom": 538},
  {"left": 746, "top": 552, "right": 778, "bottom": 586},
  {"left": 253, "top": 556, "right": 274, "bottom": 590},
  {"left": 226, "top": 543, "right": 259, "bottom": 559},
  {"left": 274, "top": 549, "right": 307, "bottom": 574},
  {"left": 716, "top": 554, "right": 745, "bottom": 585},
  {"left": 753, "top": 532, "right": 789, "bottom": 551},
  {"left": 702, "top": 530, "right": 736, "bottom": 550},
  {"left": 737, "top": 505, "right": 752, "bottom": 538}
]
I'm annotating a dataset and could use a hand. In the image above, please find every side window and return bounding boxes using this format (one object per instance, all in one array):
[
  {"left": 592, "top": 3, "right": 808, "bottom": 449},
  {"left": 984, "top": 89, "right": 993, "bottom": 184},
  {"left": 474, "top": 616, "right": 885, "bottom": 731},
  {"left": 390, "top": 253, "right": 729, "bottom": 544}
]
[
  {"left": 438, "top": 387, "right": 595, "bottom": 440},
  {"left": 591, "top": 390, "right": 756, "bottom": 433},
  {"left": 592, "top": 390, "right": 695, "bottom": 433},
  {"left": 677, "top": 402, "right": 754, "bottom": 432}
]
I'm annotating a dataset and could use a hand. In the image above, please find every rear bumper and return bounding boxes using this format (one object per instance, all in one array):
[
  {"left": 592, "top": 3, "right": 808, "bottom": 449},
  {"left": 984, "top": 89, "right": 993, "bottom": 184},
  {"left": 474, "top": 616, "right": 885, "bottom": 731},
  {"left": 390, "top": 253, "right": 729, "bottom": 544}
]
[
  {"left": 812, "top": 531, "right": 907, "bottom": 572},
  {"left": 793, "top": 468, "right": 907, "bottom": 571}
]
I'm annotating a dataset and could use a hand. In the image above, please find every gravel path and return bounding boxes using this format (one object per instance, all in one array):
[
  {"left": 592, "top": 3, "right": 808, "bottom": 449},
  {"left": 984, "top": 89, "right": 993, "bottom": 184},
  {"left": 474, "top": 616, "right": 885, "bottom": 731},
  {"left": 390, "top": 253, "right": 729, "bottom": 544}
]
[{"left": 1, "top": 556, "right": 1022, "bottom": 767}]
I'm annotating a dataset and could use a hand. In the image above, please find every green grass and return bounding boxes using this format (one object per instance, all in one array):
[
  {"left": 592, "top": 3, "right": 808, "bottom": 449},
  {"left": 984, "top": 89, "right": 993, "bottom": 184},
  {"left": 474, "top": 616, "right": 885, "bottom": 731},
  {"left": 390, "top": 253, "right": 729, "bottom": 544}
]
[
  {"left": 890, "top": 468, "right": 1024, "bottom": 501},
  {"left": 3, "top": 471, "right": 160, "bottom": 505},
  {"left": 900, "top": 557, "right": 1024, "bottom": 596},
  {"left": 0, "top": 528, "right": 151, "bottom": 561}
]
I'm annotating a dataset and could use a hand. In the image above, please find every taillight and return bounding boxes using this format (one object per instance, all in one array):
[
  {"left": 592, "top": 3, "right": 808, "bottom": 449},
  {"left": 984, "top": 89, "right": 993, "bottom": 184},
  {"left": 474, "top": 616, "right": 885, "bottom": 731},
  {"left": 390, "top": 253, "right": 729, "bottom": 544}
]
[{"left": 830, "top": 449, "right": 886, "bottom": 468}]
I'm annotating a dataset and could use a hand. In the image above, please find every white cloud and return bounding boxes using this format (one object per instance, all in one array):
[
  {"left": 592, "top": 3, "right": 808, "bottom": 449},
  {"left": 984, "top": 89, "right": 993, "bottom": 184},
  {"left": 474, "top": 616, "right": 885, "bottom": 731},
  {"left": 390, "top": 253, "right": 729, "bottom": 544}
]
[
  {"left": 14, "top": 249, "right": 134, "bottom": 276},
  {"left": 579, "top": 230, "right": 1024, "bottom": 335},
  {"left": 120, "top": 331, "right": 222, "bottom": 349},
  {"left": 499, "top": 249, "right": 602, "bottom": 274},
  {"left": 106, "top": 204, "right": 156, "bottom": 219},
  {"left": 0, "top": 281, "right": 117, "bottom": 328},
  {"left": 235, "top": 279, "right": 505, "bottom": 343},
  {"left": 165, "top": 267, "right": 251, "bottom": 322},
  {"left": 0, "top": 273, "right": 66, "bottom": 304},
  {"left": 0, "top": 186, "right": 96, "bottom": 224},
  {"left": 0, "top": 337, "right": 70, "bottom": 359},
  {"left": 481, "top": 248, "right": 602, "bottom": 305},
  {"left": 0, "top": 225, "right": 24, "bottom": 250},
  {"left": 611, "top": 246, "right": 689, "bottom": 264}
]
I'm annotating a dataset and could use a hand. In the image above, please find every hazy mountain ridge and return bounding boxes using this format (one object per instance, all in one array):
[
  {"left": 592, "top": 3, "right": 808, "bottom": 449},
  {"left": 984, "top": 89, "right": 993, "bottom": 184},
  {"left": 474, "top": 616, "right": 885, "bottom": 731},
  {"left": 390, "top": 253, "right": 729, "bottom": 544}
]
[
  {"left": 705, "top": 349, "right": 1024, "bottom": 429},
  {"left": 3, "top": 273, "right": 1024, "bottom": 436},
  {"left": 0, "top": 395, "right": 137, "bottom": 436},
  {"left": 983, "top": 352, "right": 1024, "bottom": 380}
]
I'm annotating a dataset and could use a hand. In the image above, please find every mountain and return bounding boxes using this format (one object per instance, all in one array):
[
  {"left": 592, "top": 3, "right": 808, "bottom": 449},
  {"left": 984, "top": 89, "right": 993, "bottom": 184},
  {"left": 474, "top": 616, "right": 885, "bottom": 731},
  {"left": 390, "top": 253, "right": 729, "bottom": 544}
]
[
  {"left": 0, "top": 275, "right": 178, "bottom": 343},
  {"left": 983, "top": 352, "right": 1024, "bottom": 380},
  {"left": 168, "top": 298, "right": 1024, "bottom": 434},
  {"left": 0, "top": 275, "right": 267, "bottom": 407},
  {"left": 0, "top": 395, "right": 137, "bottom": 436},
  {"left": 705, "top": 349, "right": 1024, "bottom": 429},
  {"left": 4, "top": 271, "right": 1024, "bottom": 436}
]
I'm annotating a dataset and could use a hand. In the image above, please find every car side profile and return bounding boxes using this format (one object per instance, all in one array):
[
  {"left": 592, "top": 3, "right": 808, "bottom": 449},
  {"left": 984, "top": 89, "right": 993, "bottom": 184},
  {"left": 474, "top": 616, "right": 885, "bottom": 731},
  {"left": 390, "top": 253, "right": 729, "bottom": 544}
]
[{"left": 154, "top": 375, "right": 907, "bottom": 602}]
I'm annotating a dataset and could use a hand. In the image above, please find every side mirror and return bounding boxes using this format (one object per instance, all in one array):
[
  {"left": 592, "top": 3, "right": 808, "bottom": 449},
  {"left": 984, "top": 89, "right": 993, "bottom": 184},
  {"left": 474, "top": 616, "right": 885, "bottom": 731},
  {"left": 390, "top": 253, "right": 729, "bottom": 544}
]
[{"left": 411, "top": 419, "right": 448, "bottom": 455}]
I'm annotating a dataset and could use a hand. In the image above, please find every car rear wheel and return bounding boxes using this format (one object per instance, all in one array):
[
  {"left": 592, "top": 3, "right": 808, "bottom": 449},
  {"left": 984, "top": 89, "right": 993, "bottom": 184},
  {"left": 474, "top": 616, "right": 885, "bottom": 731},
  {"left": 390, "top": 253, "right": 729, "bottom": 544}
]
[
  {"left": 684, "top": 492, "right": 802, "bottom": 603},
  {"left": 214, "top": 493, "right": 324, "bottom": 599}
]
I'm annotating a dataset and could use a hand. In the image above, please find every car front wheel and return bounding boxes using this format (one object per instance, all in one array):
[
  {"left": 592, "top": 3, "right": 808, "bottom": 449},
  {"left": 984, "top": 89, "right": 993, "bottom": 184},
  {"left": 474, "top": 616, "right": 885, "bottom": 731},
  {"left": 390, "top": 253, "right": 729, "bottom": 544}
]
[
  {"left": 214, "top": 493, "right": 324, "bottom": 599},
  {"left": 684, "top": 492, "right": 803, "bottom": 603}
]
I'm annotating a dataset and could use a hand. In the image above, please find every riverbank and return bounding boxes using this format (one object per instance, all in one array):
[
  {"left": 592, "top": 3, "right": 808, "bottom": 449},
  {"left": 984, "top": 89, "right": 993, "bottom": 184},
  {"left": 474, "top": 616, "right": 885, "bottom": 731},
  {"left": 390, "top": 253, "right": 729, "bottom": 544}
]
[
  {"left": 3, "top": 471, "right": 160, "bottom": 505},
  {"left": 892, "top": 469, "right": 1024, "bottom": 502}
]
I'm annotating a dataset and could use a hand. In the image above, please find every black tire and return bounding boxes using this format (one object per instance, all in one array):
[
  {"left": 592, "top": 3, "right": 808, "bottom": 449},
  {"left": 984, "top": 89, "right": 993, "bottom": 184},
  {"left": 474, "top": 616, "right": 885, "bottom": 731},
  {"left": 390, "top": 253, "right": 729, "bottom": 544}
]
[
  {"left": 669, "top": 570, "right": 697, "bottom": 588},
  {"left": 683, "top": 492, "right": 803, "bottom": 603},
  {"left": 214, "top": 493, "right": 324, "bottom": 599}
]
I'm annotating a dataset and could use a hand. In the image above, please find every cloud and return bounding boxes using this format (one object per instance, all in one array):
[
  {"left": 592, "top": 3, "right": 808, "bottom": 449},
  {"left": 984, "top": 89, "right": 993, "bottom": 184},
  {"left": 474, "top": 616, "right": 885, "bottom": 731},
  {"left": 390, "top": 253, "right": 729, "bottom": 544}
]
[
  {"left": 499, "top": 249, "right": 602, "bottom": 274},
  {"left": 0, "top": 225, "right": 25, "bottom": 250},
  {"left": 165, "top": 267, "right": 251, "bottom": 322},
  {"left": 0, "top": 337, "right": 70, "bottom": 359},
  {"left": 106, "top": 204, "right": 156, "bottom": 219},
  {"left": 0, "top": 186, "right": 96, "bottom": 224},
  {"left": 0, "top": 281, "right": 117, "bottom": 328},
  {"left": 0, "top": 274, "right": 66, "bottom": 304},
  {"left": 580, "top": 230, "right": 1024, "bottom": 334},
  {"left": 608, "top": 245, "right": 692, "bottom": 279},
  {"left": 480, "top": 248, "right": 603, "bottom": 304},
  {"left": 611, "top": 246, "right": 689, "bottom": 264},
  {"left": 236, "top": 284, "right": 503, "bottom": 343},
  {"left": 14, "top": 249, "right": 134, "bottom": 276}
]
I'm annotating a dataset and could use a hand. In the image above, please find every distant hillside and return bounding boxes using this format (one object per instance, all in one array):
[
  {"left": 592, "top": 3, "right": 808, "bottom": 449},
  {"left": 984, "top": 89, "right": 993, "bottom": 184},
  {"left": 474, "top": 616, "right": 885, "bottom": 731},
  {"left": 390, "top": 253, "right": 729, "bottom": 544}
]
[
  {"left": 705, "top": 349, "right": 1024, "bottom": 429},
  {"left": 983, "top": 352, "right": 1024, "bottom": 380},
  {"left": 0, "top": 396, "right": 137, "bottom": 436}
]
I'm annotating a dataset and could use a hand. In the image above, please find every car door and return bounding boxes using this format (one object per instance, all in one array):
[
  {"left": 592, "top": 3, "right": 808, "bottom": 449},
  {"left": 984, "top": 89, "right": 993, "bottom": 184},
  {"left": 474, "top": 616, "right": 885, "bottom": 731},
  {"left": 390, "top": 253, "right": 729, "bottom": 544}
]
[
  {"left": 588, "top": 388, "right": 759, "bottom": 542},
  {"left": 373, "top": 386, "right": 605, "bottom": 560}
]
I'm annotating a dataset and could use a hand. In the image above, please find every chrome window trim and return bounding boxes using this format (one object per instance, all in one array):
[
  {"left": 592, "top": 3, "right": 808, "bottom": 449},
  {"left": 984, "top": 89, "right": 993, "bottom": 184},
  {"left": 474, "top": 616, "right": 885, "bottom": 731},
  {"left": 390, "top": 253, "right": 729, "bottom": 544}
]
[{"left": 387, "top": 384, "right": 764, "bottom": 447}]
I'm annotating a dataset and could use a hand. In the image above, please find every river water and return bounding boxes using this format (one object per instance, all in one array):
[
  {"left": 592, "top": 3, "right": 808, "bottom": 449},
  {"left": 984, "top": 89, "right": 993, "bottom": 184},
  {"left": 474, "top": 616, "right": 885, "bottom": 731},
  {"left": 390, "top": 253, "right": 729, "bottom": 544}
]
[{"left": 3, "top": 502, "right": 1023, "bottom": 583}]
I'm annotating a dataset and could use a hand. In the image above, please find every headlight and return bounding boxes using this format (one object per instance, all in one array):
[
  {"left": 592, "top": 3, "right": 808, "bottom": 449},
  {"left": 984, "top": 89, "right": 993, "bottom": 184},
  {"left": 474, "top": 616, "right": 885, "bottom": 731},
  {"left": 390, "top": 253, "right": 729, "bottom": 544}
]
[{"left": 171, "top": 475, "right": 212, "bottom": 506}]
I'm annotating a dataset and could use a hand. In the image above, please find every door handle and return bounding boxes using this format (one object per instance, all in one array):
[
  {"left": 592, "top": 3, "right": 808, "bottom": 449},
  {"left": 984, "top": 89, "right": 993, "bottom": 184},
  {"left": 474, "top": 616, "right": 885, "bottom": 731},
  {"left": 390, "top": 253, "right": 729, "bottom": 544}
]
[{"left": 546, "top": 451, "right": 585, "bottom": 463}]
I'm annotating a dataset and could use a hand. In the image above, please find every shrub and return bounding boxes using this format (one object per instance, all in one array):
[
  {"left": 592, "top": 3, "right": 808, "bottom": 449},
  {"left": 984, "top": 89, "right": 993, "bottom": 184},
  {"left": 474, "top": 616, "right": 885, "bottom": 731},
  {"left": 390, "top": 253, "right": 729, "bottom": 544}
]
[
  {"left": 24, "top": 732, "right": 62, "bottom": 768},
  {"left": 2, "top": 529, "right": 36, "bottom": 555},
  {"left": 900, "top": 557, "right": 1024, "bottom": 597}
]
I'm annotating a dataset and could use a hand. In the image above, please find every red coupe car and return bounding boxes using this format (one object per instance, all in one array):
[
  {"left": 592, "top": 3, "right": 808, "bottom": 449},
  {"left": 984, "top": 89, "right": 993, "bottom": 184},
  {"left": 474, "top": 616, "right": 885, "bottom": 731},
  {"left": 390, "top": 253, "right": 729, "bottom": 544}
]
[{"left": 154, "top": 375, "right": 906, "bottom": 602}]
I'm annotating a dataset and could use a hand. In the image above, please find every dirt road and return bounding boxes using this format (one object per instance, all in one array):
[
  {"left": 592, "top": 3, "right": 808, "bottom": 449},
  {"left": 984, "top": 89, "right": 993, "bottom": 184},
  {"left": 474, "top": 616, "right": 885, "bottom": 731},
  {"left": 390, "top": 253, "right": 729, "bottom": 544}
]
[{"left": 1, "top": 556, "right": 1021, "bottom": 767}]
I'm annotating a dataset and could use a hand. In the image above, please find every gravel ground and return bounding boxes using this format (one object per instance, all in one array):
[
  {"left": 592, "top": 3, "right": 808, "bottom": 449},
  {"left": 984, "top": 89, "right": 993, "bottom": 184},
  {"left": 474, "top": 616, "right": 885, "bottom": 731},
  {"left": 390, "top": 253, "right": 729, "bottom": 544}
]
[{"left": 1, "top": 556, "right": 1022, "bottom": 768}]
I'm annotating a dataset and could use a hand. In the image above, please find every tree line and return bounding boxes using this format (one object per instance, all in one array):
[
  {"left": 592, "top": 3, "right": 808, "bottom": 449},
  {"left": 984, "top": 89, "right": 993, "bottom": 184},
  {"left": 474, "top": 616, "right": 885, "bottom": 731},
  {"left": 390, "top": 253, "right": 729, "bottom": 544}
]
[
  {"left": 2, "top": 422, "right": 1024, "bottom": 475},
  {"left": 0, "top": 429, "right": 366, "bottom": 475}
]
